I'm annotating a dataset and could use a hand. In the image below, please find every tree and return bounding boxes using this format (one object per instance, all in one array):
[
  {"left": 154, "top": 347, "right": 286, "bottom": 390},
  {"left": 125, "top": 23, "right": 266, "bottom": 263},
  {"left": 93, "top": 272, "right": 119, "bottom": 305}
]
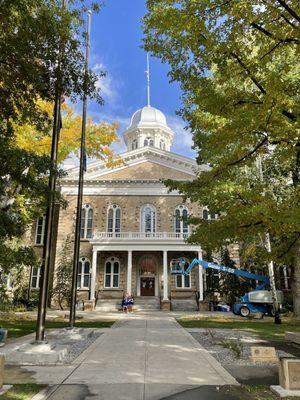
[
  {"left": 0, "top": 1, "right": 105, "bottom": 288},
  {"left": 51, "top": 236, "right": 73, "bottom": 310},
  {"left": 143, "top": 1, "right": 300, "bottom": 314},
  {"left": 15, "top": 101, "right": 119, "bottom": 165}
]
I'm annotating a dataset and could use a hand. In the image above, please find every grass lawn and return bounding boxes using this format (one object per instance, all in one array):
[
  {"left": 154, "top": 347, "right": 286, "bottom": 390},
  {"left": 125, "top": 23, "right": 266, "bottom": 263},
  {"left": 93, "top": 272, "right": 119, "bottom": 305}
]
[
  {"left": 177, "top": 315, "right": 300, "bottom": 340},
  {"left": 1, "top": 384, "right": 46, "bottom": 400},
  {"left": 0, "top": 318, "right": 115, "bottom": 339},
  {"left": 244, "top": 385, "right": 300, "bottom": 400}
]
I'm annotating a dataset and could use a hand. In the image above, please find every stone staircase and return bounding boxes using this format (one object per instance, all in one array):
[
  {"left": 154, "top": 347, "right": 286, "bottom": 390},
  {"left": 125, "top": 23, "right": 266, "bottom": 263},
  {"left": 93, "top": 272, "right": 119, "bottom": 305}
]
[
  {"left": 96, "top": 297, "right": 161, "bottom": 312},
  {"left": 133, "top": 296, "right": 161, "bottom": 311},
  {"left": 171, "top": 298, "right": 198, "bottom": 311},
  {"left": 95, "top": 299, "right": 121, "bottom": 312}
]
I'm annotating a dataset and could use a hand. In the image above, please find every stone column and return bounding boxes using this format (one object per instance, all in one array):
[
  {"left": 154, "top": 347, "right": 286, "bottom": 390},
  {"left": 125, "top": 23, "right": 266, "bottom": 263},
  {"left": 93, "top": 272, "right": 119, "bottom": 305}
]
[
  {"left": 161, "top": 250, "right": 170, "bottom": 310},
  {"left": 127, "top": 250, "right": 132, "bottom": 295},
  {"left": 90, "top": 249, "right": 97, "bottom": 301},
  {"left": 198, "top": 249, "right": 204, "bottom": 302}
]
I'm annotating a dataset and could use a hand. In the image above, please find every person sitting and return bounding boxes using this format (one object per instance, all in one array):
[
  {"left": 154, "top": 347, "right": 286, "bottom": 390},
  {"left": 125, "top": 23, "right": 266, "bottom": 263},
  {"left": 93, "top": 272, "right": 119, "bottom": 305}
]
[
  {"left": 121, "top": 293, "right": 129, "bottom": 313},
  {"left": 127, "top": 294, "right": 134, "bottom": 313}
]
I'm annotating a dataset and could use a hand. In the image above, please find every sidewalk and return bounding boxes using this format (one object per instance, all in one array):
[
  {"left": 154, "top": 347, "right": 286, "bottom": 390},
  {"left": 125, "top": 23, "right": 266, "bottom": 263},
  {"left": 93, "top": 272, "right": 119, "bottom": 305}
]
[{"left": 9, "top": 313, "right": 238, "bottom": 400}]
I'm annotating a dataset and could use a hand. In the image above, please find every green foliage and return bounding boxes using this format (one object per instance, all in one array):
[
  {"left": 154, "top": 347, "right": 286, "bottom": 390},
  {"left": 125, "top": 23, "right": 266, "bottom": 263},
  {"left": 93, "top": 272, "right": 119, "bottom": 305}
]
[
  {"left": 51, "top": 236, "right": 73, "bottom": 310},
  {"left": 143, "top": 0, "right": 300, "bottom": 312},
  {"left": 221, "top": 338, "right": 243, "bottom": 359},
  {"left": 0, "top": 0, "right": 104, "bottom": 280}
]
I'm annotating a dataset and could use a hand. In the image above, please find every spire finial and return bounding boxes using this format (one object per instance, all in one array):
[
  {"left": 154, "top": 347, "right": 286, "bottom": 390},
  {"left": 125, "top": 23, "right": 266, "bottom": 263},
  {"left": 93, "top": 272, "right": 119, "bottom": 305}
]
[{"left": 146, "top": 53, "right": 151, "bottom": 107}]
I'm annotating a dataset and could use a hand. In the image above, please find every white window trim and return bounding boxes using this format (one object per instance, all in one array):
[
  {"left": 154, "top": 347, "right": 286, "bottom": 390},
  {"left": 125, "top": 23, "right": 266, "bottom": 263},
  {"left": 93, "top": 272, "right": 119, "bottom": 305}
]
[
  {"left": 31, "top": 266, "right": 41, "bottom": 289},
  {"left": 174, "top": 205, "right": 189, "bottom": 237},
  {"left": 81, "top": 204, "right": 93, "bottom": 239},
  {"left": 175, "top": 272, "right": 191, "bottom": 289},
  {"left": 77, "top": 257, "right": 91, "bottom": 289},
  {"left": 140, "top": 204, "right": 156, "bottom": 234},
  {"left": 35, "top": 215, "right": 46, "bottom": 245},
  {"left": 107, "top": 204, "right": 121, "bottom": 235},
  {"left": 104, "top": 257, "right": 120, "bottom": 289}
]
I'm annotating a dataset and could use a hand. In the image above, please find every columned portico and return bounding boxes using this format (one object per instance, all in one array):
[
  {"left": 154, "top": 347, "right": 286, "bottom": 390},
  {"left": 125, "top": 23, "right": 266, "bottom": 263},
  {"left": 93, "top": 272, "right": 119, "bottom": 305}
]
[{"left": 88, "top": 235, "right": 203, "bottom": 311}]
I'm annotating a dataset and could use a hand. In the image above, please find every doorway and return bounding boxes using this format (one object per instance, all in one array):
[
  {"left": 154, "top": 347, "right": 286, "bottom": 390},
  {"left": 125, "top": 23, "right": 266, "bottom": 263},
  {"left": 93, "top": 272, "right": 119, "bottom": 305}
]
[{"left": 141, "top": 277, "right": 155, "bottom": 296}]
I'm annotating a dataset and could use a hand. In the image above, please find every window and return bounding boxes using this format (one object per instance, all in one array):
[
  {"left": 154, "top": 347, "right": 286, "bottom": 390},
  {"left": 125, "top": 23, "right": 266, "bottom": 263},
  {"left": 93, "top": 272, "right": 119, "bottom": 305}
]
[
  {"left": 203, "top": 208, "right": 217, "bottom": 220},
  {"left": 141, "top": 204, "right": 156, "bottom": 234},
  {"left": 144, "top": 137, "right": 154, "bottom": 147},
  {"left": 176, "top": 261, "right": 191, "bottom": 288},
  {"left": 159, "top": 139, "right": 166, "bottom": 150},
  {"left": 175, "top": 205, "right": 189, "bottom": 238},
  {"left": 35, "top": 215, "right": 46, "bottom": 245},
  {"left": 104, "top": 257, "right": 120, "bottom": 288},
  {"left": 77, "top": 257, "right": 90, "bottom": 289},
  {"left": 132, "top": 139, "right": 138, "bottom": 150},
  {"left": 31, "top": 266, "right": 41, "bottom": 289},
  {"left": 107, "top": 205, "right": 121, "bottom": 236},
  {"left": 80, "top": 204, "right": 93, "bottom": 239}
]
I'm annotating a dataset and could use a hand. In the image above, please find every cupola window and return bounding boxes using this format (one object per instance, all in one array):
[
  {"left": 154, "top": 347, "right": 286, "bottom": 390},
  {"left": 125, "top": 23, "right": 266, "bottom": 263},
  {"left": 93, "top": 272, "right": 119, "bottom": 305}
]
[
  {"left": 132, "top": 139, "right": 138, "bottom": 150},
  {"left": 144, "top": 137, "right": 154, "bottom": 147}
]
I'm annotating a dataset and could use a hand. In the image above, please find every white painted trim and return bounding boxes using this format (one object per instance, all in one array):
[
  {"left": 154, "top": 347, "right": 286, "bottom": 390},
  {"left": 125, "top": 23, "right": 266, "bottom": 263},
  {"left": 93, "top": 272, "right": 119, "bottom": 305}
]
[
  {"left": 61, "top": 184, "right": 181, "bottom": 196},
  {"left": 91, "top": 243, "right": 200, "bottom": 252}
]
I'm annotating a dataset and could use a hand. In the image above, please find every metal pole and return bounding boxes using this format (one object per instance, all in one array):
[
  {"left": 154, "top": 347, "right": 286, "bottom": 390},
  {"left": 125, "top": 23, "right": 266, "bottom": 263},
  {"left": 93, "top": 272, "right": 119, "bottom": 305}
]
[
  {"left": 35, "top": 0, "right": 68, "bottom": 342},
  {"left": 257, "top": 155, "right": 281, "bottom": 324},
  {"left": 69, "top": 10, "right": 92, "bottom": 328}
]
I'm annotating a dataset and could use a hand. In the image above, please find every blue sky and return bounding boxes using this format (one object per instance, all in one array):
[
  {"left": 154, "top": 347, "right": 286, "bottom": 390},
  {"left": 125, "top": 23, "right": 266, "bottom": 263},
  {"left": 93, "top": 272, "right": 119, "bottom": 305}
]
[{"left": 85, "top": 0, "right": 194, "bottom": 158}]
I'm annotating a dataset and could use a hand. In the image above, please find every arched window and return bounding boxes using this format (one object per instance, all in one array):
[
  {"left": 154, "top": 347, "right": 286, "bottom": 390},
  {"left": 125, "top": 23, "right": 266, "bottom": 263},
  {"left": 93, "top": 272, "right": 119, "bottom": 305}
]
[
  {"left": 107, "top": 205, "right": 121, "bottom": 236},
  {"left": 77, "top": 257, "right": 91, "bottom": 289},
  {"left": 203, "top": 208, "right": 218, "bottom": 220},
  {"left": 144, "top": 137, "right": 154, "bottom": 147},
  {"left": 31, "top": 266, "right": 41, "bottom": 289},
  {"left": 141, "top": 204, "right": 156, "bottom": 234},
  {"left": 132, "top": 139, "right": 138, "bottom": 150},
  {"left": 104, "top": 257, "right": 120, "bottom": 288},
  {"left": 159, "top": 139, "right": 166, "bottom": 150},
  {"left": 175, "top": 261, "right": 191, "bottom": 288},
  {"left": 175, "top": 205, "right": 189, "bottom": 238},
  {"left": 80, "top": 204, "right": 93, "bottom": 239},
  {"left": 35, "top": 215, "right": 46, "bottom": 245}
]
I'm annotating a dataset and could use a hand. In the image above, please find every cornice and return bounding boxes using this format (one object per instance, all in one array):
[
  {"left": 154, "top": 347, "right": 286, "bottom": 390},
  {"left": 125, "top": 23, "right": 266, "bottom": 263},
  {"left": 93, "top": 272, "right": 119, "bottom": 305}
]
[{"left": 65, "top": 147, "right": 206, "bottom": 182}]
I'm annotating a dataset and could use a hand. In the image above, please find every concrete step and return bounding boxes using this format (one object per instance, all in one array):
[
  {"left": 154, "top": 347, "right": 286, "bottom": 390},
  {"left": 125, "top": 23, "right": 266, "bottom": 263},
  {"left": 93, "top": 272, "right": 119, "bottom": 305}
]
[
  {"left": 171, "top": 299, "right": 198, "bottom": 311},
  {"left": 96, "top": 299, "right": 121, "bottom": 312},
  {"left": 134, "top": 297, "right": 160, "bottom": 310}
]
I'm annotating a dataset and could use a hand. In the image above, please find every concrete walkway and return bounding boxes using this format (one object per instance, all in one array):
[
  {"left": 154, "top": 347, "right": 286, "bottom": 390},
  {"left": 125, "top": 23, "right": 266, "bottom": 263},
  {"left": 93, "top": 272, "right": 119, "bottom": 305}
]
[{"left": 14, "top": 313, "right": 238, "bottom": 399}]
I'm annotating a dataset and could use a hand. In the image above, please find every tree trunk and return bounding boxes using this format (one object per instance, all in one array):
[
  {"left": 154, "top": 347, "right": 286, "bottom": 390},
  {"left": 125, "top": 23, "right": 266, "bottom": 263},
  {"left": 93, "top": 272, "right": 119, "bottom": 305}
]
[{"left": 292, "top": 240, "right": 300, "bottom": 317}]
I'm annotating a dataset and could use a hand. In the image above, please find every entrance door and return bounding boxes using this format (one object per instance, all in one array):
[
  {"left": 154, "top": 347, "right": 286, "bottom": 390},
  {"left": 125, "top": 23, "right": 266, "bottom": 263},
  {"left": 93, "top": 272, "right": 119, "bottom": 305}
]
[{"left": 141, "top": 277, "right": 155, "bottom": 296}]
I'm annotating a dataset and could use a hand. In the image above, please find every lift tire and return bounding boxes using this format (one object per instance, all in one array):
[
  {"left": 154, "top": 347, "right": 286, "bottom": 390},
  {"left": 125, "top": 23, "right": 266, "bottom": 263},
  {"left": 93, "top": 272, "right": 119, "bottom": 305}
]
[{"left": 240, "top": 306, "right": 250, "bottom": 317}]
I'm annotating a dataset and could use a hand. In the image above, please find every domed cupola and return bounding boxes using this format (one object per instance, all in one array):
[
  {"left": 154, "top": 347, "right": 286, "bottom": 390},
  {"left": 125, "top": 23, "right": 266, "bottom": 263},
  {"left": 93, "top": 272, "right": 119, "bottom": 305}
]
[{"left": 124, "top": 105, "right": 174, "bottom": 152}]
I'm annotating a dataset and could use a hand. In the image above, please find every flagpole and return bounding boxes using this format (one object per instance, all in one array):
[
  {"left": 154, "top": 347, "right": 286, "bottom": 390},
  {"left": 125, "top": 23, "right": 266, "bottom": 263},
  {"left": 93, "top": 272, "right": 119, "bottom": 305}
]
[
  {"left": 35, "top": 0, "right": 68, "bottom": 342},
  {"left": 69, "top": 10, "right": 92, "bottom": 328}
]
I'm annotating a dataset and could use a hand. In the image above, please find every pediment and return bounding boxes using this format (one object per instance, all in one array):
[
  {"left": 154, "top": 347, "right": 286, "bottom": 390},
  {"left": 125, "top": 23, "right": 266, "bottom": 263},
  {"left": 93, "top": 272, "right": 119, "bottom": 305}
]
[
  {"left": 64, "top": 147, "right": 204, "bottom": 183},
  {"left": 93, "top": 160, "right": 195, "bottom": 181}
]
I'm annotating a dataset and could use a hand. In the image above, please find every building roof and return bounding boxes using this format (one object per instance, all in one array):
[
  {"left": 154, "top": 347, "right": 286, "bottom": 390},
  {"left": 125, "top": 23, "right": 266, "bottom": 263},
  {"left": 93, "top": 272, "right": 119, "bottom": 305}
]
[{"left": 129, "top": 106, "right": 168, "bottom": 129}]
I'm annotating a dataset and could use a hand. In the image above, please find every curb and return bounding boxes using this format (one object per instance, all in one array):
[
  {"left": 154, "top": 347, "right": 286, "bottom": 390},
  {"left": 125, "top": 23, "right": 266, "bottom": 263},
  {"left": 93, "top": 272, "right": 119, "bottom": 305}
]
[{"left": 32, "top": 385, "right": 59, "bottom": 400}]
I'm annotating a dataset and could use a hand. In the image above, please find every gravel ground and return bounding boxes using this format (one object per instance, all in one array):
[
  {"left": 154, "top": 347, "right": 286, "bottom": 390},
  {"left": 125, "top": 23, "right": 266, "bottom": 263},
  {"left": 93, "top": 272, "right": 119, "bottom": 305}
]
[
  {"left": 62, "top": 331, "right": 103, "bottom": 363},
  {"left": 189, "top": 328, "right": 293, "bottom": 366}
]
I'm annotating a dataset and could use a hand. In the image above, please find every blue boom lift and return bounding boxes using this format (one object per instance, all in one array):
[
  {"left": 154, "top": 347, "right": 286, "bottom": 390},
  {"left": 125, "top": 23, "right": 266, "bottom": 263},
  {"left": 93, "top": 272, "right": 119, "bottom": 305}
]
[{"left": 171, "top": 258, "right": 282, "bottom": 317}]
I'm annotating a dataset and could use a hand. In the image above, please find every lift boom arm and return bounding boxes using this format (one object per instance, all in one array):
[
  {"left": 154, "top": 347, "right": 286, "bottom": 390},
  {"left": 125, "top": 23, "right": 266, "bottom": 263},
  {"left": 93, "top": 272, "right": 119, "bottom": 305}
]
[{"left": 173, "top": 258, "right": 270, "bottom": 290}]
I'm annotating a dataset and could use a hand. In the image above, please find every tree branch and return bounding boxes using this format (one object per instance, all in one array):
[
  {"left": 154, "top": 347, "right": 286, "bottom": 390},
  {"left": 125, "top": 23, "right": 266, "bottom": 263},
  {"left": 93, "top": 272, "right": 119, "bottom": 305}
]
[
  {"left": 276, "top": 0, "right": 300, "bottom": 23},
  {"left": 230, "top": 52, "right": 267, "bottom": 95},
  {"left": 228, "top": 137, "right": 268, "bottom": 166},
  {"left": 240, "top": 221, "right": 263, "bottom": 228}
]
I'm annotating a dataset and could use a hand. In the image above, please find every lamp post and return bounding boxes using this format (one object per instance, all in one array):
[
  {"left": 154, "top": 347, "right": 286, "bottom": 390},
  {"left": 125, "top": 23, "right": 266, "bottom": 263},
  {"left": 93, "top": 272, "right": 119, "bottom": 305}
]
[{"left": 69, "top": 10, "right": 92, "bottom": 328}]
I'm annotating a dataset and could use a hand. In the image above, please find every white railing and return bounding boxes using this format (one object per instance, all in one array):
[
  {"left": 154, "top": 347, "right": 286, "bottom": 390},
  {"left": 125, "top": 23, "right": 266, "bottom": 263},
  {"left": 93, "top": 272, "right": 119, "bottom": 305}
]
[{"left": 92, "top": 231, "right": 190, "bottom": 241}]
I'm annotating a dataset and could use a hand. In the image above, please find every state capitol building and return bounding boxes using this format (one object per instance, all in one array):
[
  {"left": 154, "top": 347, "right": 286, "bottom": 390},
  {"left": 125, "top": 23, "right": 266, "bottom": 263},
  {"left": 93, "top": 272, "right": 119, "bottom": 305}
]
[{"left": 29, "top": 104, "right": 240, "bottom": 311}]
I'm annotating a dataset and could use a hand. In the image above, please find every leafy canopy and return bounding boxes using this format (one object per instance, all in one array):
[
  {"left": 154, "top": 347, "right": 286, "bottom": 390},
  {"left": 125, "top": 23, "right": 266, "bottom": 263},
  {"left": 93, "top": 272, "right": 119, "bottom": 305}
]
[{"left": 143, "top": 0, "right": 300, "bottom": 265}]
